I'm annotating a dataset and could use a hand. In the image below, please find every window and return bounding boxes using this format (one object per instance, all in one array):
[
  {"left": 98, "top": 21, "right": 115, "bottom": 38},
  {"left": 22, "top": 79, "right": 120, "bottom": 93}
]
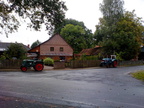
[
  {"left": 50, "top": 47, "right": 54, "bottom": 51},
  {"left": 60, "top": 47, "right": 64, "bottom": 52}
]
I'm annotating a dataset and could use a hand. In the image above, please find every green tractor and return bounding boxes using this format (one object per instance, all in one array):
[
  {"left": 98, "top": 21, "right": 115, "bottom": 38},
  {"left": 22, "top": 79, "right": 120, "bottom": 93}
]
[{"left": 20, "top": 59, "right": 44, "bottom": 72}]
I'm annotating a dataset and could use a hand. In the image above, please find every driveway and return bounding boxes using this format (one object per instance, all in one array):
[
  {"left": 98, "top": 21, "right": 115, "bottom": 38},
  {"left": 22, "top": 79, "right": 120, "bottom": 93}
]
[{"left": 0, "top": 66, "right": 144, "bottom": 108}]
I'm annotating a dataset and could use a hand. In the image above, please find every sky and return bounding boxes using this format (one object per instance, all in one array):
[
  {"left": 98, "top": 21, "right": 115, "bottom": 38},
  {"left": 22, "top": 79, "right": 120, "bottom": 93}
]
[{"left": 1, "top": 0, "right": 144, "bottom": 46}]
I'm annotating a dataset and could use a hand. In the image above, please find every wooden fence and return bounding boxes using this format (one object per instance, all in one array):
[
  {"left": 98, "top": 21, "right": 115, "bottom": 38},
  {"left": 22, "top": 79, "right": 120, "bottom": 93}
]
[
  {"left": 0, "top": 60, "right": 22, "bottom": 69},
  {"left": 118, "top": 60, "right": 144, "bottom": 66},
  {"left": 0, "top": 59, "right": 144, "bottom": 69},
  {"left": 67, "top": 60, "right": 101, "bottom": 68},
  {"left": 66, "top": 60, "right": 144, "bottom": 68}
]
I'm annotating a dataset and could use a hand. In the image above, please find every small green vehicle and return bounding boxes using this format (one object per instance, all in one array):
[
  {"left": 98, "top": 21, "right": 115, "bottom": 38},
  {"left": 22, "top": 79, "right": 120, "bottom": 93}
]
[{"left": 20, "top": 59, "right": 44, "bottom": 72}]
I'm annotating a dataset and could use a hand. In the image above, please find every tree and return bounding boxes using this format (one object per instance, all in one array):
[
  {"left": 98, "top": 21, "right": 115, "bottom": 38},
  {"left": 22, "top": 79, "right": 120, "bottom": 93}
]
[
  {"left": 95, "top": 10, "right": 144, "bottom": 60},
  {"left": 96, "top": 0, "right": 124, "bottom": 44},
  {"left": 94, "top": 0, "right": 124, "bottom": 53},
  {"left": 57, "top": 19, "right": 94, "bottom": 53},
  {"left": 0, "top": 0, "right": 67, "bottom": 37},
  {"left": 95, "top": 0, "right": 144, "bottom": 60},
  {"left": 31, "top": 40, "right": 41, "bottom": 49},
  {"left": 54, "top": 18, "right": 86, "bottom": 33},
  {"left": 5, "top": 43, "right": 27, "bottom": 59},
  {"left": 112, "top": 11, "right": 144, "bottom": 60},
  {"left": 100, "top": 0, "right": 124, "bottom": 26},
  {"left": 60, "top": 24, "right": 87, "bottom": 53},
  {"left": 94, "top": 18, "right": 107, "bottom": 44},
  {"left": 0, "top": 2, "right": 20, "bottom": 37}
]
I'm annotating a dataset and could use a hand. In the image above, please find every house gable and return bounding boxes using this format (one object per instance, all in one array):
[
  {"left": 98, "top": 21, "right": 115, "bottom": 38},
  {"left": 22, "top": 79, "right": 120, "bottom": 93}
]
[
  {"left": 40, "top": 34, "right": 73, "bottom": 56},
  {"left": 43, "top": 34, "right": 71, "bottom": 46},
  {"left": 28, "top": 45, "right": 40, "bottom": 53},
  {"left": 28, "top": 34, "right": 73, "bottom": 60}
]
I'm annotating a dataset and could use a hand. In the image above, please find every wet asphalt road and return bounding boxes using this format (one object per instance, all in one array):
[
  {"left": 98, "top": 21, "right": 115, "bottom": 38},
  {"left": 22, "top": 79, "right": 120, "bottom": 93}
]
[{"left": 0, "top": 66, "right": 144, "bottom": 108}]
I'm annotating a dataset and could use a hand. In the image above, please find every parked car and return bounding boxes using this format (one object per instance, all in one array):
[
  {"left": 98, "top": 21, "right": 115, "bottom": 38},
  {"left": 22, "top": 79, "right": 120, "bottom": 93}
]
[
  {"left": 100, "top": 57, "right": 118, "bottom": 68},
  {"left": 20, "top": 59, "right": 44, "bottom": 72}
]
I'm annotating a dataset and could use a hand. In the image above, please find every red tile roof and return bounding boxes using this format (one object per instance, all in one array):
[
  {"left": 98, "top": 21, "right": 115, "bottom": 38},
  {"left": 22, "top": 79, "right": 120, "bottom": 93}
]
[{"left": 79, "top": 47, "right": 101, "bottom": 56}]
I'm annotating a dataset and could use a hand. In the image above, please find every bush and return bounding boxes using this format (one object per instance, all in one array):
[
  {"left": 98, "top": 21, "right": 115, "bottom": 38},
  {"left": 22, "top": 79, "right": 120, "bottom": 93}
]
[
  {"left": 0, "top": 55, "right": 6, "bottom": 60},
  {"left": 80, "top": 55, "right": 99, "bottom": 60},
  {"left": 43, "top": 58, "right": 54, "bottom": 66},
  {"left": 5, "top": 43, "right": 27, "bottom": 60}
]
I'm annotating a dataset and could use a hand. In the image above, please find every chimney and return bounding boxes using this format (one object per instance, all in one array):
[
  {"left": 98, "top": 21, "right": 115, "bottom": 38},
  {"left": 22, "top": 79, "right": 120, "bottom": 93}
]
[{"left": 27, "top": 44, "right": 30, "bottom": 48}]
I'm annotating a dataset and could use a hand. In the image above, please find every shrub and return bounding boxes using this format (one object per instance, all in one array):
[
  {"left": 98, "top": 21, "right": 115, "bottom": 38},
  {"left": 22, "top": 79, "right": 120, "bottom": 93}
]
[
  {"left": 80, "top": 55, "right": 99, "bottom": 60},
  {"left": 5, "top": 43, "right": 27, "bottom": 60},
  {"left": 43, "top": 58, "right": 54, "bottom": 66},
  {"left": 0, "top": 55, "right": 6, "bottom": 60}
]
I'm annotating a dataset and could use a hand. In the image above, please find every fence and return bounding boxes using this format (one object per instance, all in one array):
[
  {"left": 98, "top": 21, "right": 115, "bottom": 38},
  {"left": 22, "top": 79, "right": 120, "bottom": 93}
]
[
  {"left": 67, "top": 60, "right": 101, "bottom": 68},
  {"left": 118, "top": 60, "right": 144, "bottom": 66},
  {"left": 0, "top": 60, "right": 22, "bottom": 69},
  {"left": 0, "top": 59, "right": 144, "bottom": 69},
  {"left": 66, "top": 60, "right": 144, "bottom": 68},
  {"left": 54, "top": 61, "right": 65, "bottom": 69}
]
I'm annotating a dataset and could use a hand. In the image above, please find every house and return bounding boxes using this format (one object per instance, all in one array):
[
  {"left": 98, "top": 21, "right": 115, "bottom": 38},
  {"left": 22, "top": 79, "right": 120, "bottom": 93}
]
[
  {"left": 28, "top": 34, "right": 74, "bottom": 61},
  {"left": 0, "top": 42, "right": 29, "bottom": 57},
  {"left": 78, "top": 46, "right": 101, "bottom": 56},
  {"left": 0, "top": 42, "right": 11, "bottom": 56}
]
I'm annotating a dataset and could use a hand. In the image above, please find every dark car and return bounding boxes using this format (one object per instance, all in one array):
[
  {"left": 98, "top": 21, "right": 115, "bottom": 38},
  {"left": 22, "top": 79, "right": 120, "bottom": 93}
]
[{"left": 100, "top": 58, "right": 117, "bottom": 68}]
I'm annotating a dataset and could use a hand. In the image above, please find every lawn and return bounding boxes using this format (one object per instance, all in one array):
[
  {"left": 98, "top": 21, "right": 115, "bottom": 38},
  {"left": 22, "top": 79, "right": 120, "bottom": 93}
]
[{"left": 131, "top": 70, "right": 144, "bottom": 81}]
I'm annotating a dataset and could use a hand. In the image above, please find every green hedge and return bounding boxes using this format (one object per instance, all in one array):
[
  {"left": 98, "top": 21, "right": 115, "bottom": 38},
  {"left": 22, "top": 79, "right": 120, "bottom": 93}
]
[{"left": 43, "top": 58, "right": 54, "bottom": 66}]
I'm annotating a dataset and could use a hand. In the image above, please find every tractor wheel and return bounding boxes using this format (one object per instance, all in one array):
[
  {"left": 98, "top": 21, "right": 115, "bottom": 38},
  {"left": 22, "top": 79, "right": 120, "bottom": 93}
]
[
  {"left": 20, "top": 66, "right": 27, "bottom": 72},
  {"left": 34, "top": 63, "right": 44, "bottom": 71},
  {"left": 113, "top": 61, "right": 118, "bottom": 68}
]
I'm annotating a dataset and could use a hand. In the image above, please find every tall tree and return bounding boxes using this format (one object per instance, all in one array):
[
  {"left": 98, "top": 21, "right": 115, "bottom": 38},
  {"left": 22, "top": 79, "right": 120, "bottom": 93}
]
[
  {"left": 95, "top": 0, "right": 144, "bottom": 60},
  {"left": 31, "top": 40, "right": 41, "bottom": 49},
  {"left": 0, "top": 0, "right": 67, "bottom": 37},
  {"left": 112, "top": 11, "right": 144, "bottom": 60},
  {"left": 100, "top": 0, "right": 124, "bottom": 26},
  {"left": 97, "top": 0, "right": 124, "bottom": 42},
  {"left": 57, "top": 19, "right": 94, "bottom": 53},
  {"left": 95, "top": 0, "right": 124, "bottom": 55},
  {"left": 54, "top": 18, "right": 86, "bottom": 33},
  {"left": 95, "top": 10, "right": 144, "bottom": 60},
  {"left": 59, "top": 19, "right": 94, "bottom": 53},
  {"left": 60, "top": 24, "right": 87, "bottom": 53},
  {"left": 0, "top": 2, "right": 20, "bottom": 37},
  {"left": 94, "top": 18, "right": 107, "bottom": 44}
]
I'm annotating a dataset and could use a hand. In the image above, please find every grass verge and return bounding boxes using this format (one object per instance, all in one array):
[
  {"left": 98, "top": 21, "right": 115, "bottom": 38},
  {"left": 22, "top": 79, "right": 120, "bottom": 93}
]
[{"left": 131, "top": 70, "right": 144, "bottom": 81}]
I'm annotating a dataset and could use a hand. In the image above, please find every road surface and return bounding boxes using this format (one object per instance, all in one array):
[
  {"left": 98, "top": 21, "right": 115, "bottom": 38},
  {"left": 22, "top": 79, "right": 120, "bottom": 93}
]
[{"left": 0, "top": 66, "right": 144, "bottom": 108}]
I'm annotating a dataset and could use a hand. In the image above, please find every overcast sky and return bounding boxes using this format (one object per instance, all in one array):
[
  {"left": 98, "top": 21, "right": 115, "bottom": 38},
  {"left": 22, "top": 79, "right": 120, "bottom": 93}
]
[{"left": 1, "top": 0, "right": 144, "bottom": 46}]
